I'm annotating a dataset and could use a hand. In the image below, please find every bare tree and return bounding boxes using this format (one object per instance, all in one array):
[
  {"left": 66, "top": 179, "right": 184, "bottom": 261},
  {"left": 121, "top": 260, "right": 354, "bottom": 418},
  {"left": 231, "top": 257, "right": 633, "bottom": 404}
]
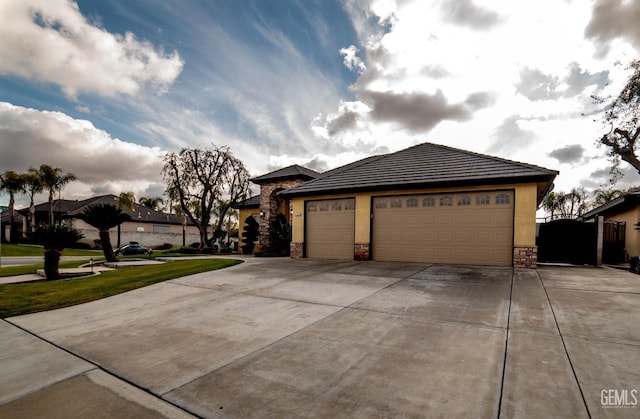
[
  {"left": 593, "top": 59, "right": 640, "bottom": 178},
  {"left": 162, "top": 145, "right": 249, "bottom": 251}
]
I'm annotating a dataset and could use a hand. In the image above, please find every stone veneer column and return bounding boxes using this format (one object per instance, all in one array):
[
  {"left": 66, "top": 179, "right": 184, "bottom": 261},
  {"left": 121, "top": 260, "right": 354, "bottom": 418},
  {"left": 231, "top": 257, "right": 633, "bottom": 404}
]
[
  {"left": 513, "top": 246, "right": 537, "bottom": 269},
  {"left": 354, "top": 243, "right": 370, "bottom": 261},
  {"left": 257, "top": 178, "right": 307, "bottom": 252},
  {"left": 290, "top": 242, "right": 303, "bottom": 258}
]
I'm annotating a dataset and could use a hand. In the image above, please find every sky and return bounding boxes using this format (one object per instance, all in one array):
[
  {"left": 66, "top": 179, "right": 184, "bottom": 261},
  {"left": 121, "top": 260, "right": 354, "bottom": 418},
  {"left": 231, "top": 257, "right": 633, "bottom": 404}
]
[{"left": 1, "top": 0, "right": 639, "bottom": 209}]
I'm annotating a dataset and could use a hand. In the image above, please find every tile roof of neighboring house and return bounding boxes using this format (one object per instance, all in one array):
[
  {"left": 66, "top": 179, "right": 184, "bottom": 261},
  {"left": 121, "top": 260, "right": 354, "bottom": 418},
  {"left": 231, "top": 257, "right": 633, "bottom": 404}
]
[
  {"left": 581, "top": 191, "right": 640, "bottom": 220},
  {"left": 250, "top": 164, "right": 320, "bottom": 184},
  {"left": 280, "top": 142, "right": 558, "bottom": 198},
  {"left": 234, "top": 195, "right": 261, "bottom": 209},
  {"left": 22, "top": 195, "right": 193, "bottom": 225}
]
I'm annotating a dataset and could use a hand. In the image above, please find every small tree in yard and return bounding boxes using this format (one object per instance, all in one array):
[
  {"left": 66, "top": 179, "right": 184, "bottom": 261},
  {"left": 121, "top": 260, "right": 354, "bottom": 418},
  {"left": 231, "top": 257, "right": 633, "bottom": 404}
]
[
  {"left": 77, "top": 203, "right": 131, "bottom": 262},
  {"left": 27, "top": 224, "right": 83, "bottom": 280},
  {"left": 241, "top": 216, "right": 259, "bottom": 254},
  {"left": 269, "top": 213, "right": 291, "bottom": 256},
  {"left": 162, "top": 145, "right": 249, "bottom": 252}
]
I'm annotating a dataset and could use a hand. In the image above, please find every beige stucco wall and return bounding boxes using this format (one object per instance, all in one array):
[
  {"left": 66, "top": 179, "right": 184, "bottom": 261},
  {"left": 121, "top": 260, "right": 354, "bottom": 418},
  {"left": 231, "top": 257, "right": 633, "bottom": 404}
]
[
  {"left": 72, "top": 219, "right": 201, "bottom": 248},
  {"left": 603, "top": 206, "right": 640, "bottom": 257},
  {"left": 290, "top": 182, "right": 541, "bottom": 252}
]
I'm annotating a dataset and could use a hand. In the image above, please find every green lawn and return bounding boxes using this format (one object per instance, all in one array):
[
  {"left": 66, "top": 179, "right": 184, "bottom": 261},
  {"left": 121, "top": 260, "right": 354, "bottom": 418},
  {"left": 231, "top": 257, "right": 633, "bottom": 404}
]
[
  {"left": 1, "top": 243, "right": 102, "bottom": 257},
  {"left": 0, "top": 258, "right": 242, "bottom": 318},
  {"left": 0, "top": 260, "right": 89, "bottom": 277}
]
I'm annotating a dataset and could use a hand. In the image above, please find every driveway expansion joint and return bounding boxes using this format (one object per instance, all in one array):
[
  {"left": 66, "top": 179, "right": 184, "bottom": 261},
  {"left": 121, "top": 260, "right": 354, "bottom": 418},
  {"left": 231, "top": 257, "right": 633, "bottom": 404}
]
[
  {"left": 3, "top": 318, "right": 199, "bottom": 418},
  {"left": 537, "top": 270, "right": 592, "bottom": 418}
]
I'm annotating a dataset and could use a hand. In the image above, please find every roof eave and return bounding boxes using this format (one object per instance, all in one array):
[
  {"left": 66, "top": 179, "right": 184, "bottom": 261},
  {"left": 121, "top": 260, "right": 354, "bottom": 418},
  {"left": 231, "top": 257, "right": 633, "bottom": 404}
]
[{"left": 280, "top": 174, "right": 557, "bottom": 198}]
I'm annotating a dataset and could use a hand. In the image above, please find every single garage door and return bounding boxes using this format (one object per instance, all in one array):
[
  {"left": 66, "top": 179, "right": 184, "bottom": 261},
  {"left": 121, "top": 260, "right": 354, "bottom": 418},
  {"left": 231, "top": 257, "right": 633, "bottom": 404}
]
[
  {"left": 372, "top": 191, "right": 514, "bottom": 266},
  {"left": 306, "top": 198, "right": 355, "bottom": 259}
]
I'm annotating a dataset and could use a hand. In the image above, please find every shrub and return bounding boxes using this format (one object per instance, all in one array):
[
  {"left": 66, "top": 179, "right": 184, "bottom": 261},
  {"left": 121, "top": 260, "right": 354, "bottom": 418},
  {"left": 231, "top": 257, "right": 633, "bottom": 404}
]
[
  {"left": 630, "top": 256, "right": 639, "bottom": 274},
  {"left": 241, "top": 216, "right": 260, "bottom": 254}
]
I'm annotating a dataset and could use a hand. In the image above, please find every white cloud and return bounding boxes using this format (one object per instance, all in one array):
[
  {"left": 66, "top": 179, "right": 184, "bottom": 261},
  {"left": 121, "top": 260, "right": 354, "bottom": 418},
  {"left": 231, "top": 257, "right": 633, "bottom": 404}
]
[
  {"left": 0, "top": 102, "right": 166, "bottom": 204},
  {"left": 0, "top": 0, "right": 183, "bottom": 99},
  {"left": 327, "top": 0, "right": 639, "bottom": 193},
  {"left": 585, "top": 0, "right": 640, "bottom": 57},
  {"left": 340, "top": 45, "right": 367, "bottom": 73}
]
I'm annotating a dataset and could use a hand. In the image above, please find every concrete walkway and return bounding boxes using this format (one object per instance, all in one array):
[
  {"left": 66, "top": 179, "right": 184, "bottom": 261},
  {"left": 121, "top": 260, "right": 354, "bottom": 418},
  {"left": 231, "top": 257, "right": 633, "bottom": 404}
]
[{"left": 1, "top": 259, "right": 638, "bottom": 418}]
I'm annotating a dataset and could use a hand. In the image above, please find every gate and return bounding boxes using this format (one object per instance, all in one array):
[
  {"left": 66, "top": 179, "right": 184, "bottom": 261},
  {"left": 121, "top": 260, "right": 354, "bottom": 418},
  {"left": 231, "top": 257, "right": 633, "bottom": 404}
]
[
  {"left": 603, "top": 221, "right": 626, "bottom": 264},
  {"left": 537, "top": 219, "right": 597, "bottom": 265}
]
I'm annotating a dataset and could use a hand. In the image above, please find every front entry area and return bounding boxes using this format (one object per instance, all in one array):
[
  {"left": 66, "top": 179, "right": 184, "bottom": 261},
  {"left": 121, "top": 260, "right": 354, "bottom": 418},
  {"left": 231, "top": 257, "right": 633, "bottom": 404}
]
[{"left": 371, "top": 191, "right": 514, "bottom": 266}]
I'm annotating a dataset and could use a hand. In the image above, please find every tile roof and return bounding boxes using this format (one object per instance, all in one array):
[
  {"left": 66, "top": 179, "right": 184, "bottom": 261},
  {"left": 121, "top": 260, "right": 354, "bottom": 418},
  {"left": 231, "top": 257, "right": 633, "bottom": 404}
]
[
  {"left": 280, "top": 142, "right": 558, "bottom": 197},
  {"left": 581, "top": 191, "right": 640, "bottom": 220},
  {"left": 250, "top": 164, "right": 320, "bottom": 184},
  {"left": 234, "top": 195, "right": 261, "bottom": 209},
  {"left": 21, "top": 195, "right": 192, "bottom": 225}
]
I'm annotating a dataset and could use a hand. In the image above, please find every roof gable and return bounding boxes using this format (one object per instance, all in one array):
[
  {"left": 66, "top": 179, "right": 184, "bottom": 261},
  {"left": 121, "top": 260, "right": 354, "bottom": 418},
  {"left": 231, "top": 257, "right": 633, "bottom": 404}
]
[
  {"left": 581, "top": 191, "right": 640, "bottom": 219},
  {"left": 281, "top": 142, "right": 558, "bottom": 197},
  {"left": 251, "top": 164, "right": 320, "bottom": 184}
]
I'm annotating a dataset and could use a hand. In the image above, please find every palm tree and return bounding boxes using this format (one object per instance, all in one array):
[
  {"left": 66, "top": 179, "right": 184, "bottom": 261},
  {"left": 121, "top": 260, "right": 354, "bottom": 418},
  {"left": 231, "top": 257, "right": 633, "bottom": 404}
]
[
  {"left": 77, "top": 203, "right": 131, "bottom": 261},
  {"left": 24, "top": 169, "right": 44, "bottom": 232},
  {"left": 0, "top": 170, "right": 26, "bottom": 243},
  {"left": 139, "top": 196, "right": 164, "bottom": 211},
  {"left": 593, "top": 188, "right": 623, "bottom": 206},
  {"left": 542, "top": 192, "right": 562, "bottom": 221},
  {"left": 27, "top": 224, "right": 83, "bottom": 280},
  {"left": 117, "top": 191, "right": 135, "bottom": 248},
  {"left": 37, "top": 165, "right": 76, "bottom": 224}
]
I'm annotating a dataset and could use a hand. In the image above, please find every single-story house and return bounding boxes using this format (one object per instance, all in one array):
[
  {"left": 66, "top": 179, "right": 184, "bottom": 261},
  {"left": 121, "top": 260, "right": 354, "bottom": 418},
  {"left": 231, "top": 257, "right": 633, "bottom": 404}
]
[
  {"left": 247, "top": 142, "right": 557, "bottom": 268},
  {"left": 581, "top": 190, "right": 640, "bottom": 259},
  {"left": 17, "top": 194, "right": 200, "bottom": 248}
]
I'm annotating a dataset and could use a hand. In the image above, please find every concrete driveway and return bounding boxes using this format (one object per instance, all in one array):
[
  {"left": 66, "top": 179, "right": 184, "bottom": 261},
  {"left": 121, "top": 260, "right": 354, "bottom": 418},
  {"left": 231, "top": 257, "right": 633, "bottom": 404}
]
[{"left": 1, "top": 258, "right": 639, "bottom": 418}]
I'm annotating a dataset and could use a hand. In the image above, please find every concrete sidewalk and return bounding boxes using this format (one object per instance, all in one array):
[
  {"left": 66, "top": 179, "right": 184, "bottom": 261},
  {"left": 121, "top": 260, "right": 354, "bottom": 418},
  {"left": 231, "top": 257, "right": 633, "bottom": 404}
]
[{"left": 1, "top": 259, "right": 638, "bottom": 417}]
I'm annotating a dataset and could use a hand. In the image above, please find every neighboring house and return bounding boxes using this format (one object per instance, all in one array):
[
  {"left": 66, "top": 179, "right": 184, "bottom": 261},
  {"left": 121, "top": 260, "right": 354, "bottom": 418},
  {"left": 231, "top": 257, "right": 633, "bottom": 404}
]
[
  {"left": 581, "top": 191, "right": 640, "bottom": 259},
  {"left": 19, "top": 195, "right": 200, "bottom": 248},
  {"left": 244, "top": 142, "right": 557, "bottom": 268}
]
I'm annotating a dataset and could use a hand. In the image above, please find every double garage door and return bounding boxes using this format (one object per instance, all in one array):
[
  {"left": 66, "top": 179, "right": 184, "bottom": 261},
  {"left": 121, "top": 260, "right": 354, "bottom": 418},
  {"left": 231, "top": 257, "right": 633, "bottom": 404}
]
[{"left": 305, "top": 191, "right": 514, "bottom": 266}]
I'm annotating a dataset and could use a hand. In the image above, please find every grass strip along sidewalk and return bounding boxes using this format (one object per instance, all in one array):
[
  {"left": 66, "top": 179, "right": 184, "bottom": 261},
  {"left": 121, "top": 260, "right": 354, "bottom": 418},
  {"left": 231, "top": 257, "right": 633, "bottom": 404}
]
[{"left": 0, "top": 259, "right": 242, "bottom": 318}]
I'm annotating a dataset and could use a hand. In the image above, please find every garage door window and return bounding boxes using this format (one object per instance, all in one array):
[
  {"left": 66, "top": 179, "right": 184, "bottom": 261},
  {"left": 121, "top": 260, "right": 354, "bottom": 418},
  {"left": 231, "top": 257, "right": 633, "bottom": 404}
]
[
  {"left": 423, "top": 197, "right": 435, "bottom": 207},
  {"left": 391, "top": 198, "right": 403, "bottom": 208},
  {"left": 496, "top": 193, "right": 511, "bottom": 204},
  {"left": 440, "top": 196, "right": 453, "bottom": 206},
  {"left": 375, "top": 199, "right": 387, "bottom": 209},
  {"left": 307, "top": 203, "right": 317, "bottom": 212},
  {"left": 476, "top": 194, "right": 490, "bottom": 205},
  {"left": 407, "top": 197, "right": 419, "bottom": 207},
  {"left": 457, "top": 195, "right": 471, "bottom": 206}
]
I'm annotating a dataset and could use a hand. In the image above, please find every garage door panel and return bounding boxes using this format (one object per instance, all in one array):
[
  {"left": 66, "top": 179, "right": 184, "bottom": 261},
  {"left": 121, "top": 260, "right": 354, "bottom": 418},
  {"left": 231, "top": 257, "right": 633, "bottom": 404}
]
[
  {"left": 306, "top": 198, "right": 355, "bottom": 260},
  {"left": 373, "top": 191, "right": 513, "bottom": 266}
]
